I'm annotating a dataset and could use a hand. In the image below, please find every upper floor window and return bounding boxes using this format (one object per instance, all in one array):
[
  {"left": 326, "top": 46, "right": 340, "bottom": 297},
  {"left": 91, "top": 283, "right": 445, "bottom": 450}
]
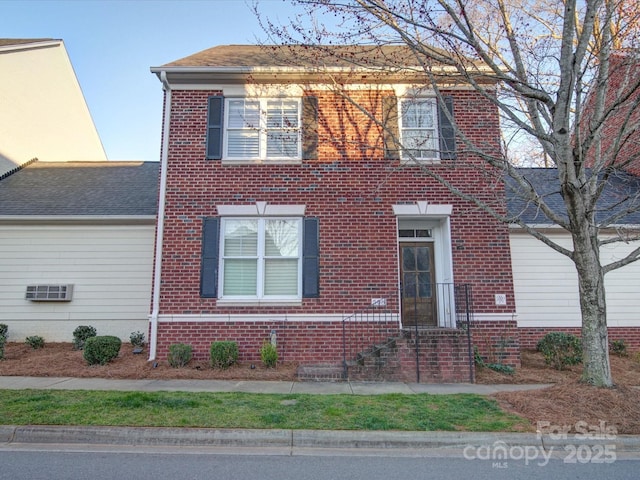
[
  {"left": 399, "top": 98, "right": 439, "bottom": 161},
  {"left": 222, "top": 98, "right": 301, "bottom": 161}
]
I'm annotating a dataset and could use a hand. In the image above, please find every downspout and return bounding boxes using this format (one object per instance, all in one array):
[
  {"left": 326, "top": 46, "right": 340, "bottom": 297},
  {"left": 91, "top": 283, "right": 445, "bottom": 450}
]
[{"left": 148, "top": 71, "right": 171, "bottom": 361}]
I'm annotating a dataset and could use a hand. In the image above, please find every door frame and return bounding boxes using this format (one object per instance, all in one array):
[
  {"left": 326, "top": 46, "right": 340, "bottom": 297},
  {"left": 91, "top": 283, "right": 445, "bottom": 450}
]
[{"left": 395, "top": 213, "right": 456, "bottom": 328}]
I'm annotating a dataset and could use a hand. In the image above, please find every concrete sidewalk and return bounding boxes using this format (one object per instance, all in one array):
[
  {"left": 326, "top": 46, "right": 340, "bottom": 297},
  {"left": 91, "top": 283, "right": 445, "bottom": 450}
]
[{"left": 0, "top": 376, "right": 552, "bottom": 395}]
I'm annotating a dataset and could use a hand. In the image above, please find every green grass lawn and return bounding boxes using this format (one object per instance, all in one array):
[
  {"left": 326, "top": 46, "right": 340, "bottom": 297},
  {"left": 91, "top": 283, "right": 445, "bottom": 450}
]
[{"left": 0, "top": 390, "right": 530, "bottom": 432}]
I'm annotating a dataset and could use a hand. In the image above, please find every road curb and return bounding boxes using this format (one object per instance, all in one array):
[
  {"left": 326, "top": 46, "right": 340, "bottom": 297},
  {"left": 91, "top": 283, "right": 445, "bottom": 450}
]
[{"left": 2, "top": 425, "right": 639, "bottom": 452}]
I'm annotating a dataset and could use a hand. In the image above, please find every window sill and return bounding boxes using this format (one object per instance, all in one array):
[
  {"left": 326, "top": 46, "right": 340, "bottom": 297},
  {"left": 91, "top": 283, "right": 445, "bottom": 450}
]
[
  {"left": 221, "top": 158, "right": 303, "bottom": 166},
  {"left": 216, "top": 298, "right": 303, "bottom": 307}
]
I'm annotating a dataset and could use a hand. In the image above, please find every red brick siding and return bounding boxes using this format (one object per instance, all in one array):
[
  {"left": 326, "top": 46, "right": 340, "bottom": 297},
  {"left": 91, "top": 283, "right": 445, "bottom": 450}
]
[
  {"left": 520, "top": 326, "right": 640, "bottom": 350},
  {"left": 157, "top": 88, "right": 515, "bottom": 316},
  {"left": 155, "top": 320, "right": 399, "bottom": 364},
  {"left": 471, "top": 320, "right": 521, "bottom": 368}
]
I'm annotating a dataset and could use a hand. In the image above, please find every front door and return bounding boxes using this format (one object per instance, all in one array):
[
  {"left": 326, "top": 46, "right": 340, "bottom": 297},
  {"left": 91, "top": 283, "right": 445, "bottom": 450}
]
[{"left": 400, "top": 242, "right": 437, "bottom": 327}]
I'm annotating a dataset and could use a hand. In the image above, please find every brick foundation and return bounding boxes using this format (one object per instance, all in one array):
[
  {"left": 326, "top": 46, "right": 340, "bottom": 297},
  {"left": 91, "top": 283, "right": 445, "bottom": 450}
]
[
  {"left": 471, "top": 320, "right": 521, "bottom": 368},
  {"left": 519, "top": 326, "right": 640, "bottom": 350}
]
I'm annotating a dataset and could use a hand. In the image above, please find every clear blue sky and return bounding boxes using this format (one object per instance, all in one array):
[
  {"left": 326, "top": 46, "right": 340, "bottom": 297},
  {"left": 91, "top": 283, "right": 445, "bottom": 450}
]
[{"left": 2, "top": 0, "right": 303, "bottom": 162}]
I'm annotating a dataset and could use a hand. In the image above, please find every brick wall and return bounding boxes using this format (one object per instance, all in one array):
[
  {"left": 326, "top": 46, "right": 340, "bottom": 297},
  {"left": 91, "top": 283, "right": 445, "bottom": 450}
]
[
  {"left": 471, "top": 320, "right": 521, "bottom": 368},
  {"left": 158, "top": 88, "right": 515, "bottom": 316},
  {"left": 519, "top": 326, "right": 640, "bottom": 351},
  {"left": 155, "top": 320, "right": 401, "bottom": 364}
]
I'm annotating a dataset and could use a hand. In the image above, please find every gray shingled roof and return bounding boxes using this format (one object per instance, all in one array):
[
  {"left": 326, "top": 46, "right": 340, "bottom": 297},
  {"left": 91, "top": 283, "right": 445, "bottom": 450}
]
[
  {"left": 161, "top": 44, "right": 455, "bottom": 69},
  {"left": 0, "top": 161, "right": 159, "bottom": 216},
  {"left": 0, "top": 38, "right": 56, "bottom": 47},
  {"left": 507, "top": 168, "right": 640, "bottom": 225}
]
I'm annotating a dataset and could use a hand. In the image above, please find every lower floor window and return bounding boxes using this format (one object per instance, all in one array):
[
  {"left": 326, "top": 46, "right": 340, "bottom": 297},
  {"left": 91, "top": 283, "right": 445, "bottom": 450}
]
[{"left": 221, "top": 218, "right": 302, "bottom": 299}]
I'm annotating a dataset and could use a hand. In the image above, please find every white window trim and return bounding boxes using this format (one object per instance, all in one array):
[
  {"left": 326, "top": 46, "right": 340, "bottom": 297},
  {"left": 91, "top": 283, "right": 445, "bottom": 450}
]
[
  {"left": 222, "top": 97, "right": 302, "bottom": 164},
  {"left": 218, "top": 217, "right": 303, "bottom": 301},
  {"left": 398, "top": 97, "right": 441, "bottom": 163}
]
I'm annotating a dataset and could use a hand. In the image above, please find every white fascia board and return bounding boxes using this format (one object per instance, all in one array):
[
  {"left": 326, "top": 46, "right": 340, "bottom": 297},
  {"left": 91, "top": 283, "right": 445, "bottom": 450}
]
[{"left": 0, "top": 215, "right": 156, "bottom": 225}]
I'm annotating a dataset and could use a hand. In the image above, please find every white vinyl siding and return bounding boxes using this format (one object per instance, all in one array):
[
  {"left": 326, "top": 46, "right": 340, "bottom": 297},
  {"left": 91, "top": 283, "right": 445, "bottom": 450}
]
[
  {"left": 510, "top": 231, "right": 640, "bottom": 327},
  {"left": 220, "top": 218, "right": 301, "bottom": 300},
  {"left": 0, "top": 224, "right": 154, "bottom": 341},
  {"left": 224, "top": 98, "right": 301, "bottom": 161}
]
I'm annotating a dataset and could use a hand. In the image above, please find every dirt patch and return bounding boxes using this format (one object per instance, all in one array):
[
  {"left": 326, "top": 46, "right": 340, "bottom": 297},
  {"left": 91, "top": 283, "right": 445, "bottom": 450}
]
[{"left": 0, "top": 342, "right": 298, "bottom": 381}]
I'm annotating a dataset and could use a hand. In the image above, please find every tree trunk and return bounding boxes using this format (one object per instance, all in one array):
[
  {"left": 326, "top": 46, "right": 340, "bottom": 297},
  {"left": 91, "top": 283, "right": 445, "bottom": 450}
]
[{"left": 572, "top": 228, "right": 613, "bottom": 387}]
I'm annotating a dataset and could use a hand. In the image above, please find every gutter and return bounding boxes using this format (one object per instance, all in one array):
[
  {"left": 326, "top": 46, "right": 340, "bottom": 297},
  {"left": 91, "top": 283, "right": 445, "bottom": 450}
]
[{"left": 148, "top": 71, "right": 171, "bottom": 361}]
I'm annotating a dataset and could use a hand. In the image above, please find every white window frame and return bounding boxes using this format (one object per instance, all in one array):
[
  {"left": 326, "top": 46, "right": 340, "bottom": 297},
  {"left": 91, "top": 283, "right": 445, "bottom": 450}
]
[
  {"left": 218, "top": 217, "right": 303, "bottom": 301},
  {"left": 223, "top": 98, "right": 302, "bottom": 162},
  {"left": 399, "top": 97, "right": 440, "bottom": 162}
]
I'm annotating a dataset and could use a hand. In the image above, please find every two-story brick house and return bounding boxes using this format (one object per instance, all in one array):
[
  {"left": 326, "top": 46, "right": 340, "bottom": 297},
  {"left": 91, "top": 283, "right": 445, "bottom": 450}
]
[{"left": 149, "top": 45, "right": 519, "bottom": 382}]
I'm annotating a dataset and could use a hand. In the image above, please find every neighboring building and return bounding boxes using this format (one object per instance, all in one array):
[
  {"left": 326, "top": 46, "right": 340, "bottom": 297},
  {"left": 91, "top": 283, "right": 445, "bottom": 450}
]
[
  {"left": 507, "top": 168, "right": 640, "bottom": 349},
  {"left": 0, "top": 39, "right": 106, "bottom": 176},
  {"left": 149, "top": 45, "right": 519, "bottom": 382},
  {"left": 0, "top": 161, "right": 158, "bottom": 342}
]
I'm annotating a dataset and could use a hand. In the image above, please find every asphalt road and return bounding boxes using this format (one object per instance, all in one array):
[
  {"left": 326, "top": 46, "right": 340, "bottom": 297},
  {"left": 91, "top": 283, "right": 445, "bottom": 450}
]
[{"left": 0, "top": 444, "right": 638, "bottom": 480}]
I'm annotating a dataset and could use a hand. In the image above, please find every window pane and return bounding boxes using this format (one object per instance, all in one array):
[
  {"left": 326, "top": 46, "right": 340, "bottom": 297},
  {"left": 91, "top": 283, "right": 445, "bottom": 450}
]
[
  {"left": 264, "top": 258, "right": 298, "bottom": 295},
  {"left": 266, "top": 100, "right": 299, "bottom": 129},
  {"left": 228, "top": 100, "right": 259, "bottom": 128},
  {"left": 265, "top": 220, "right": 299, "bottom": 256},
  {"left": 227, "top": 131, "right": 259, "bottom": 157},
  {"left": 402, "top": 100, "right": 434, "bottom": 128},
  {"left": 403, "top": 130, "right": 436, "bottom": 158},
  {"left": 266, "top": 131, "right": 298, "bottom": 158},
  {"left": 402, "top": 247, "right": 415, "bottom": 271},
  {"left": 223, "top": 259, "right": 257, "bottom": 295},
  {"left": 224, "top": 220, "right": 258, "bottom": 255},
  {"left": 417, "top": 247, "right": 430, "bottom": 271}
]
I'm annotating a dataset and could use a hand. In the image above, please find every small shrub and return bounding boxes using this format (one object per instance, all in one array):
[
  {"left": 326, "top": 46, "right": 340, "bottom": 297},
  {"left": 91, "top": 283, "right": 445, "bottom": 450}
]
[
  {"left": 0, "top": 324, "right": 7, "bottom": 360},
  {"left": 83, "top": 335, "right": 122, "bottom": 365},
  {"left": 73, "top": 325, "right": 97, "bottom": 350},
  {"left": 473, "top": 346, "right": 486, "bottom": 367},
  {"left": 536, "top": 332, "right": 582, "bottom": 370},
  {"left": 486, "top": 363, "right": 514, "bottom": 375},
  {"left": 168, "top": 343, "right": 193, "bottom": 368},
  {"left": 210, "top": 341, "right": 239, "bottom": 369},
  {"left": 130, "top": 331, "right": 146, "bottom": 348},
  {"left": 260, "top": 342, "right": 278, "bottom": 368},
  {"left": 609, "top": 339, "right": 628, "bottom": 357},
  {"left": 25, "top": 336, "right": 45, "bottom": 350}
]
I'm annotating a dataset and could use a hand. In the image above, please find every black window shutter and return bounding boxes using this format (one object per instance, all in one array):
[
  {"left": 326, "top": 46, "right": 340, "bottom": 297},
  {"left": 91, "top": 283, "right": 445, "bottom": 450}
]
[
  {"left": 200, "top": 217, "right": 220, "bottom": 298},
  {"left": 438, "top": 96, "right": 456, "bottom": 160},
  {"left": 302, "top": 217, "right": 320, "bottom": 298},
  {"left": 206, "top": 96, "right": 224, "bottom": 160},
  {"left": 302, "top": 96, "right": 318, "bottom": 160},
  {"left": 382, "top": 96, "right": 400, "bottom": 160}
]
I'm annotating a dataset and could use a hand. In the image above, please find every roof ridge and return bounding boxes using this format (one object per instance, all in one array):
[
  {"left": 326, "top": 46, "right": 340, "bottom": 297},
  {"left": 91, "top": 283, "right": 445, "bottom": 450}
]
[{"left": 0, "top": 158, "right": 38, "bottom": 182}]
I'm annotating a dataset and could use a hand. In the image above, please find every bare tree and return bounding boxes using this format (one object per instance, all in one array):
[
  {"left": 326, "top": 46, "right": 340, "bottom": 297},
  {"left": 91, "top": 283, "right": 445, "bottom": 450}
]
[{"left": 254, "top": 0, "right": 640, "bottom": 386}]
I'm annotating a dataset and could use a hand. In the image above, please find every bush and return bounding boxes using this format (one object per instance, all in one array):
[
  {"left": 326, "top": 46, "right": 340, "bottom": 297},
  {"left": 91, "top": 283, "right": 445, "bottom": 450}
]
[
  {"left": 260, "top": 342, "right": 278, "bottom": 368},
  {"left": 25, "top": 336, "right": 45, "bottom": 350},
  {"left": 536, "top": 332, "right": 582, "bottom": 370},
  {"left": 83, "top": 335, "right": 122, "bottom": 365},
  {"left": 168, "top": 343, "right": 193, "bottom": 368},
  {"left": 0, "top": 323, "right": 6, "bottom": 360},
  {"left": 486, "top": 363, "right": 514, "bottom": 375},
  {"left": 210, "top": 341, "right": 239, "bottom": 369},
  {"left": 73, "top": 325, "right": 97, "bottom": 350},
  {"left": 609, "top": 339, "right": 628, "bottom": 357},
  {"left": 130, "top": 331, "right": 146, "bottom": 348}
]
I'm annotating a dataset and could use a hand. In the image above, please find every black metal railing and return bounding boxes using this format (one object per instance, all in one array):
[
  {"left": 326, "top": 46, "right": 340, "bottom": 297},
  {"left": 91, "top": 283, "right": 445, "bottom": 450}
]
[{"left": 341, "top": 283, "right": 474, "bottom": 381}]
